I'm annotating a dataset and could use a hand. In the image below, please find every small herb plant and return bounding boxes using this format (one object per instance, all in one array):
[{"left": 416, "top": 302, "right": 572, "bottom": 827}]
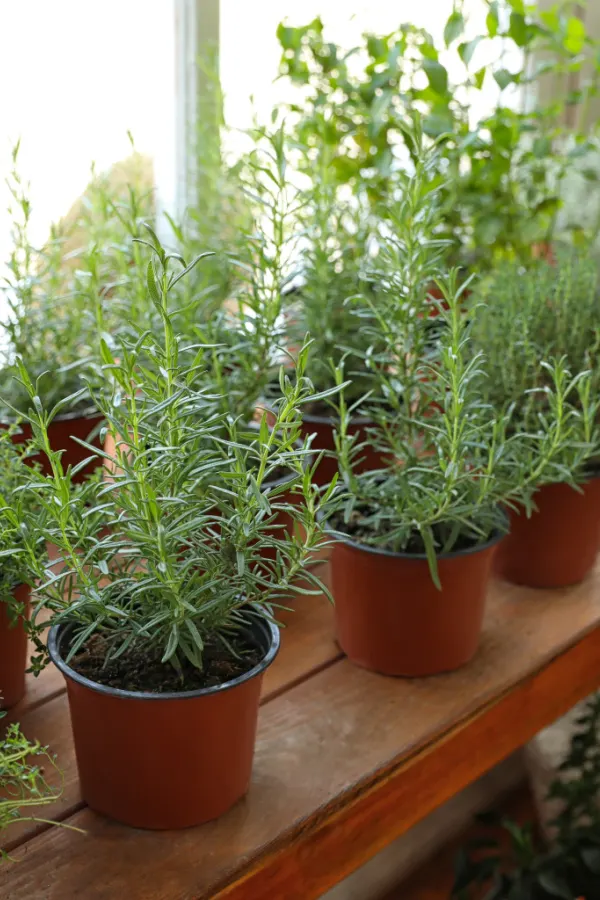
[
  {"left": 285, "top": 132, "right": 378, "bottom": 408},
  {"left": 329, "top": 145, "right": 595, "bottom": 587},
  {"left": 1, "top": 144, "right": 95, "bottom": 417},
  {"left": 471, "top": 247, "right": 600, "bottom": 481},
  {"left": 0, "top": 719, "right": 62, "bottom": 844},
  {"left": 452, "top": 694, "right": 600, "bottom": 899},
  {"left": 10, "top": 229, "right": 335, "bottom": 686},
  {"left": 174, "top": 124, "right": 301, "bottom": 427}
]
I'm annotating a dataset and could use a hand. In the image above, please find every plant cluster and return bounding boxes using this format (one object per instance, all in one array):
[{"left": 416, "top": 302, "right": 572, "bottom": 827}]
[
  {"left": 328, "top": 143, "right": 596, "bottom": 585},
  {"left": 471, "top": 249, "right": 600, "bottom": 483},
  {"left": 277, "top": 2, "right": 600, "bottom": 268}
]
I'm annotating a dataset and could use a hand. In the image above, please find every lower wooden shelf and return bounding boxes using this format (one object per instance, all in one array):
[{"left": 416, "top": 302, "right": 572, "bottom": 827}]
[{"left": 2, "top": 561, "right": 600, "bottom": 899}]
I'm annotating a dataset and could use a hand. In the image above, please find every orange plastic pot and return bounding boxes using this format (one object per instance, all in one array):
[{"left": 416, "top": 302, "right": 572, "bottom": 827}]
[
  {"left": 4, "top": 407, "right": 104, "bottom": 482},
  {"left": 0, "top": 584, "right": 30, "bottom": 710},
  {"left": 329, "top": 530, "right": 502, "bottom": 676},
  {"left": 495, "top": 477, "right": 600, "bottom": 588},
  {"left": 48, "top": 616, "right": 279, "bottom": 829},
  {"left": 300, "top": 412, "right": 386, "bottom": 486}
]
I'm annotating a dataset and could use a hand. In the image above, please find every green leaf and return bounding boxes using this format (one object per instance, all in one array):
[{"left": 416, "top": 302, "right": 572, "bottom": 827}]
[
  {"left": 581, "top": 846, "right": 600, "bottom": 873},
  {"left": 146, "top": 261, "right": 162, "bottom": 312},
  {"left": 494, "top": 68, "right": 518, "bottom": 91},
  {"left": 473, "top": 67, "right": 486, "bottom": 90},
  {"left": 537, "top": 872, "right": 573, "bottom": 898},
  {"left": 421, "top": 526, "right": 441, "bottom": 590},
  {"left": 458, "top": 36, "right": 482, "bottom": 67},
  {"left": 565, "top": 15, "right": 586, "bottom": 55},
  {"left": 423, "top": 112, "right": 454, "bottom": 137},
  {"left": 100, "top": 338, "right": 115, "bottom": 367},
  {"left": 423, "top": 59, "right": 448, "bottom": 96},
  {"left": 444, "top": 11, "right": 464, "bottom": 47},
  {"left": 486, "top": 2, "right": 499, "bottom": 37},
  {"left": 509, "top": 13, "right": 528, "bottom": 47}
]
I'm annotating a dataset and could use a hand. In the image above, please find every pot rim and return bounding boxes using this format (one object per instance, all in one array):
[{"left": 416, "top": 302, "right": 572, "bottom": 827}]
[
  {"left": 324, "top": 518, "right": 506, "bottom": 561},
  {"left": 0, "top": 404, "right": 101, "bottom": 428},
  {"left": 47, "top": 614, "right": 280, "bottom": 701}
]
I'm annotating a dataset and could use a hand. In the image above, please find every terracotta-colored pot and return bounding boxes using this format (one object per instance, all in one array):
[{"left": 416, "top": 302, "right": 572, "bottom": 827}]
[
  {"left": 4, "top": 407, "right": 104, "bottom": 482},
  {"left": 329, "top": 530, "right": 502, "bottom": 676},
  {"left": 48, "top": 615, "right": 279, "bottom": 829},
  {"left": 0, "top": 584, "right": 31, "bottom": 710},
  {"left": 495, "top": 477, "right": 600, "bottom": 588},
  {"left": 300, "top": 412, "right": 386, "bottom": 486}
]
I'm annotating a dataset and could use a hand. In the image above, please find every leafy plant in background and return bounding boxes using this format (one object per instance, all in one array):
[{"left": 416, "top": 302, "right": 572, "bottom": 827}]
[
  {"left": 9, "top": 230, "right": 334, "bottom": 679},
  {"left": 169, "top": 47, "right": 254, "bottom": 331},
  {"left": 284, "top": 128, "right": 377, "bottom": 407},
  {"left": 277, "top": 1, "right": 600, "bottom": 269},
  {"left": 187, "top": 123, "right": 302, "bottom": 424},
  {"left": 1, "top": 143, "right": 93, "bottom": 415},
  {"left": 452, "top": 694, "right": 600, "bottom": 899},
  {"left": 471, "top": 246, "right": 600, "bottom": 480}
]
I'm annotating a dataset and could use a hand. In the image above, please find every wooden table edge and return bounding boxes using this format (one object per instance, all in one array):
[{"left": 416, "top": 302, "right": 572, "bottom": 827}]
[{"left": 212, "top": 622, "right": 600, "bottom": 900}]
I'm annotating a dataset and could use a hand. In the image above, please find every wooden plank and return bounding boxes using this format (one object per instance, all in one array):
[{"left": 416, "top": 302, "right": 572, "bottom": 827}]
[
  {"left": 2, "top": 571, "right": 600, "bottom": 899},
  {"left": 0, "top": 587, "right": 338, "bottom": 853}
]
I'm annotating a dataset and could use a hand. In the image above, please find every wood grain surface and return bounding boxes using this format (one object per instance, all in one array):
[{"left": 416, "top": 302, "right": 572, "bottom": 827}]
[{"left": 1, "top": 565, "right": 600, "bottom": 900}]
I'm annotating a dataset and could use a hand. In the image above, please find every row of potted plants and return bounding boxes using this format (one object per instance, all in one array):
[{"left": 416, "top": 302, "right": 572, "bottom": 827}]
[
  {"left": 0, "top": 6, "right": 599, "bottom": 835},
  {"left": 322, "top": 146, "right": 600, "bottom": 676},
  {"left": 1, "top": 150, "right": 599, "bottom": 836}
]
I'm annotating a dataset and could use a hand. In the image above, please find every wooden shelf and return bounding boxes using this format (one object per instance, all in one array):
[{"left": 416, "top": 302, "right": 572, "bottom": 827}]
[{"left": 2, "top": 561, "right": 600, "bottom": 899}]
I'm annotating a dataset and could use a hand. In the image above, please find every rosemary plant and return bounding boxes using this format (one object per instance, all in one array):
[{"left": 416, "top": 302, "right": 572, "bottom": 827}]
[
  {"left": 329, "top": 146, "right": 595, "bottom": 587},
  {"left": 1, "top": 144, "right": 94, "bottom": 416},
  {"left": 10, "top": 230, "right": 335, "bottom": 684},
  {"left": 471, "top": 249, "right": 600, "bottom": 481},
  {"left": 164, "top": 125, "right": 302, "bottom": 427}
]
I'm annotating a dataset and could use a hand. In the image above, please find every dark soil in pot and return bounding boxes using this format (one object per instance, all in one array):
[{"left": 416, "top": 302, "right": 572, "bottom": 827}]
[
  {"left": 495, "top": 475, "right": 600, "bottom": 588},
  {"left": 71, "top": 630, "right": 262, "bottom": 692},
  {"left": 328, "top": 520, "right": 502, "bottom": 677},
  {"left": 48, "top": 614, "right": 280, "bottom": 829},
  {"left": 4, "top": 406, "right": 104, "bottom": 482},
  {"left": 0, "top": 583, "right": 30, "bottom": 710}
]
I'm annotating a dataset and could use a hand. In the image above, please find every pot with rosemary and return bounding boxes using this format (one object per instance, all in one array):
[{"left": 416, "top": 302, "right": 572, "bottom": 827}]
[
  {"left": 13, "top": 233, "right": 334, "bottom": 830},
  {"left": 472, "top": 249, "right": 600, "bottom": 588}
]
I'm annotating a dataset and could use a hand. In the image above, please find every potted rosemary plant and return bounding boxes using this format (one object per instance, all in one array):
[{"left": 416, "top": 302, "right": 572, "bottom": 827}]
[
  {"left": 328, "top": 279, "right": 580, "bottom": 677},
  {"left": 2, "top": 144, "right": 103, "bottom": 480},
  {"left": 285, "top": 131, "right": 382, "bottom": 484},
  {"left": 472, "top": 249, "right": 600, "bottom": 588},
  {"left": 12, "top": 239, "right": 334, "bottom": 830},
  {"left": 325, "top": 152, "right": 589, "bottom": 677}
]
